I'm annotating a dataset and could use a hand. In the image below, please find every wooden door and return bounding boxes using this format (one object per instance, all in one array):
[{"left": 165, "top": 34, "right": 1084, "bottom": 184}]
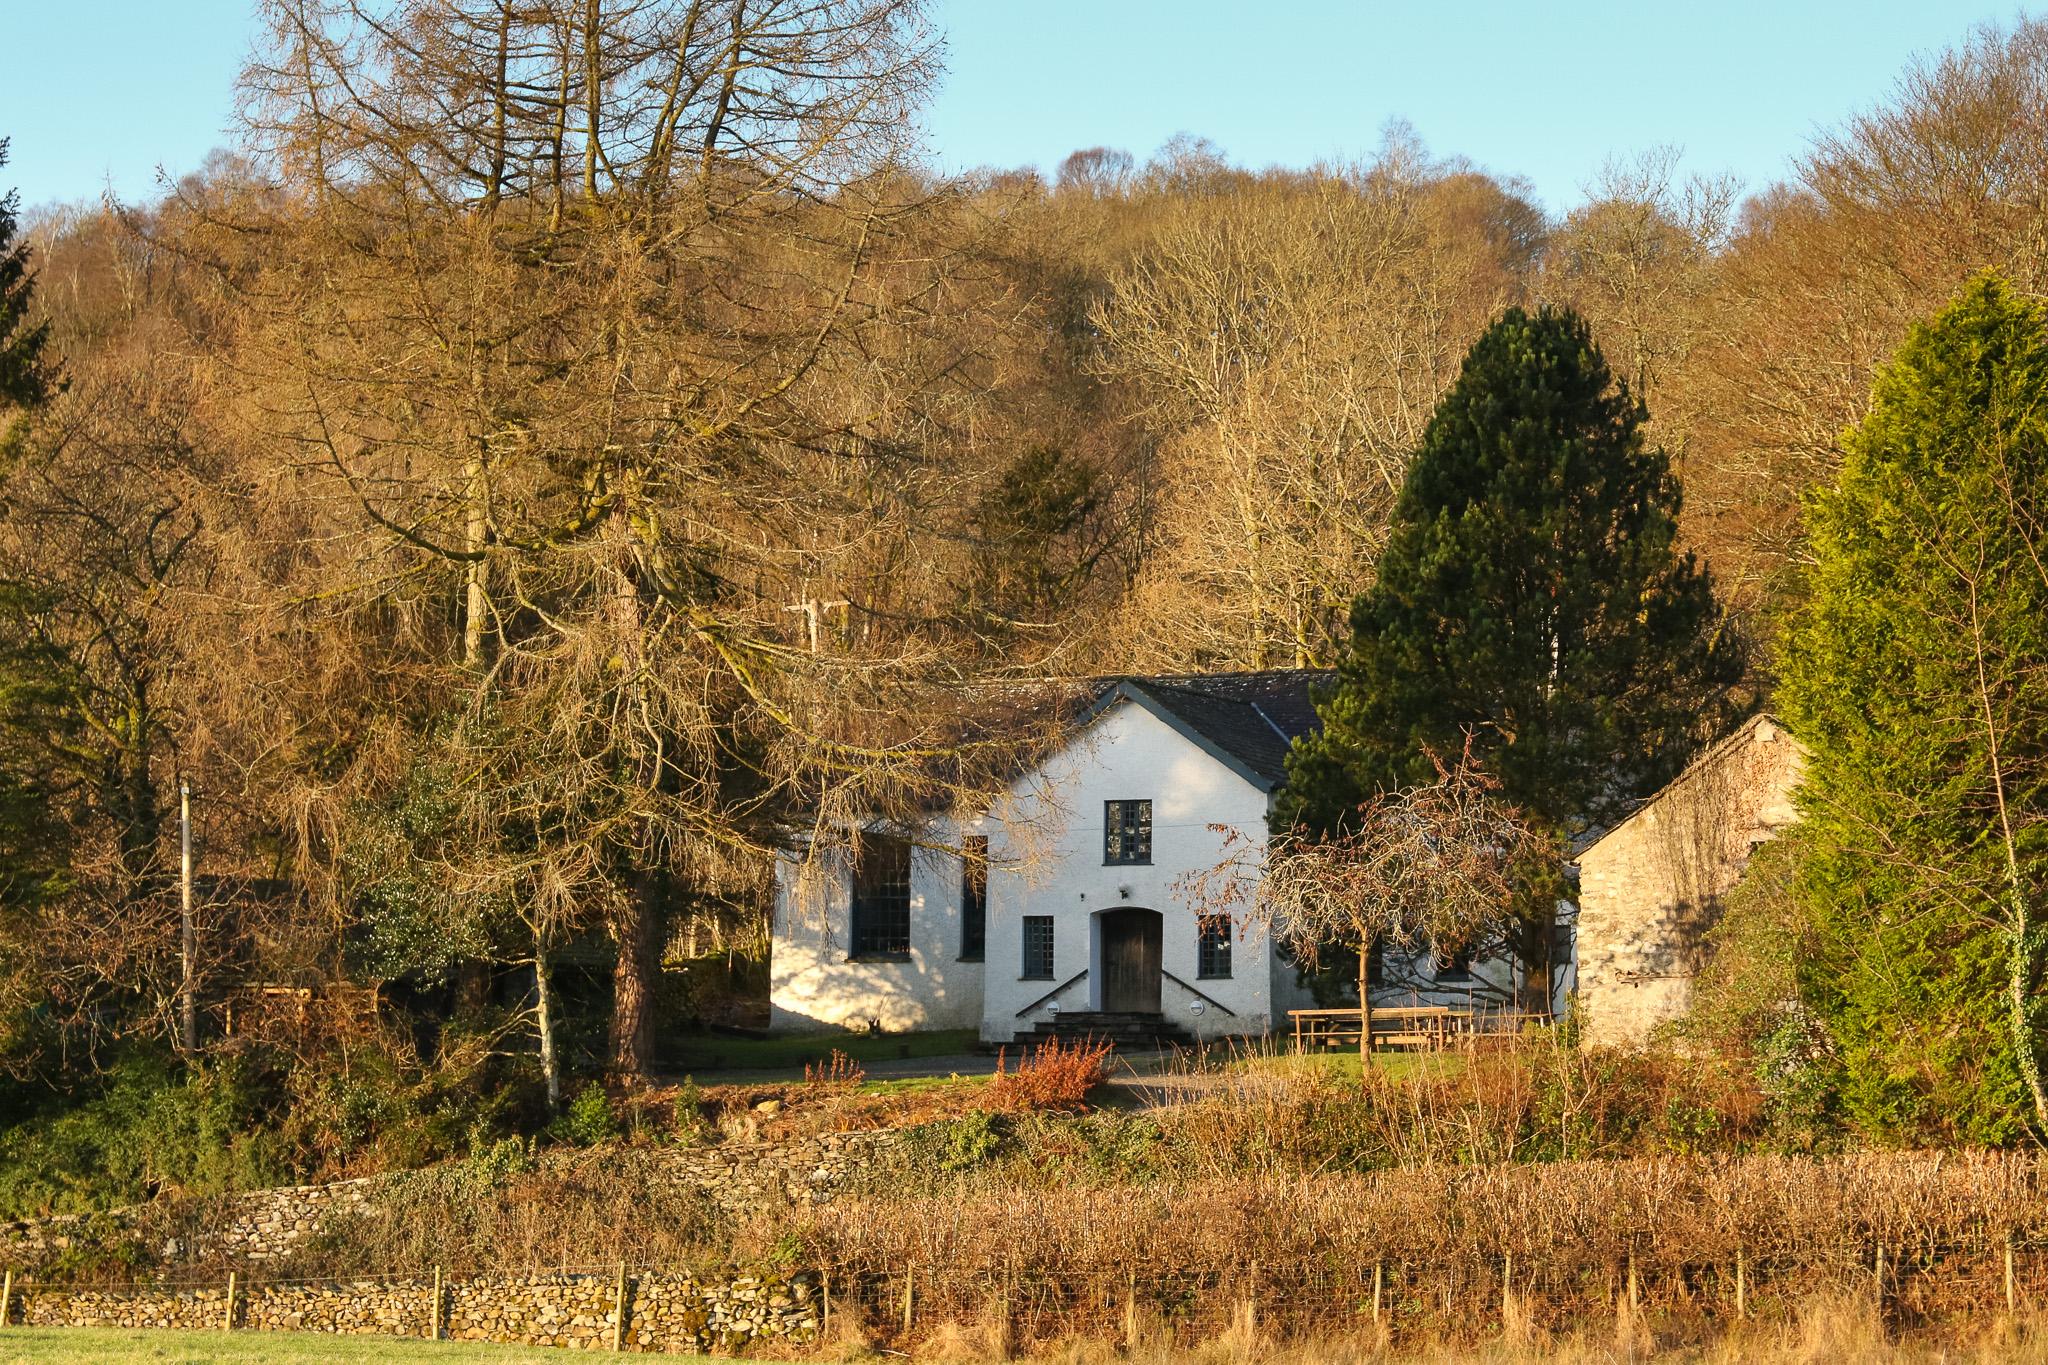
[{"left": 1100, "top": 909, "right": 1162, "bottom": 1014}]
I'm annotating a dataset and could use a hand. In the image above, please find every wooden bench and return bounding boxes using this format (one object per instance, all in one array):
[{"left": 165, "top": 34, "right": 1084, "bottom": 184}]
[{"left": 1288, "top": 1005, "right": 1551, "bottom": 1053}]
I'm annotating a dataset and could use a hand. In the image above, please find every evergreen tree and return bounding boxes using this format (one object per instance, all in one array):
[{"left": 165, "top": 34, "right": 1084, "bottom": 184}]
[
  {"left": 963, "top": 445, "right": 1106, "bottom": 631},
  {"left": 0, "top": 139, "right": 50, "bottom": 438},
  {"left": 0, "top": 139, "right": 63, "bottom": 1065},
  {"left": 0, "top": 136, "right": 56, "bottom": 911},
  {"left": 1277, "top": 306, "right": 1745, "bottom": 999},
  {"left": 1781, "top": 272, "right": 2048, "bottom": 1143}
]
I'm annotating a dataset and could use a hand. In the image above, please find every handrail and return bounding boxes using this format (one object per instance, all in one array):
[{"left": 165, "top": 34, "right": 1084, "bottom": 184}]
[
  {"left": 1014, "top": 969, "right": 1089, "bottom": 1018},
  {"left": 1161, "top": 970, "right": 1237, "bottom": 1018}
]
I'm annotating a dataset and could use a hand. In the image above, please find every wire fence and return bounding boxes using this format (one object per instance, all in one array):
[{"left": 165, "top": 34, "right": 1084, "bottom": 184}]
[
  {"left": 7, "top": 1236, "right": 2048, "bottom": 1350},
  {"left": 813, "top": 1235, "right": 2048, "bottom": 1348}
]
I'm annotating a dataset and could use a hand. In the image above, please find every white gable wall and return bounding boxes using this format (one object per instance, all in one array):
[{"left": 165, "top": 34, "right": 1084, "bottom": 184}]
[
  {"left": 979, "top": 698, "right": 1276, "bottom": 1043},
  {"left": 768, "top": 825, "right": 986, "bottom": 1035}
]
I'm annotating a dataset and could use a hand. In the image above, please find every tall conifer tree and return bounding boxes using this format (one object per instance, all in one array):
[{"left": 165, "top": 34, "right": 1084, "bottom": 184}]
[
  {"left": 1278, "top": 306, "right": 1745, "bottom": 1000},
  {"left": 1781, "top": 273, "right": 2048, "bottom": 1142},
  {"left": 0, "top": 139, "right": 48, "bottom": 430}
]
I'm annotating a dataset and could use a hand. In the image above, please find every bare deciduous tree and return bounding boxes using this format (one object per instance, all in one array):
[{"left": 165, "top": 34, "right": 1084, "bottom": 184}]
[{"left": 1181, "top": 746, "right": 1547, "bottom": 1059}]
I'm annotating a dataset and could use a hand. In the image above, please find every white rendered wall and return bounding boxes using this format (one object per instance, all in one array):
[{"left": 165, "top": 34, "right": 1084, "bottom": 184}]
[
  {"left": 979, "top": 699, "right": 1277, "bottom": 1044},
  {"left": 768, "top": 821, "right": 987, "bottom": 1035}
]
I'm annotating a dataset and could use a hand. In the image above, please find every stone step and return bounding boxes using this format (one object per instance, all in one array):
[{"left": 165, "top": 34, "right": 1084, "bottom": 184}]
[{"left": 1016, "top": 1016, "right": 1199, "bottom": 1050}]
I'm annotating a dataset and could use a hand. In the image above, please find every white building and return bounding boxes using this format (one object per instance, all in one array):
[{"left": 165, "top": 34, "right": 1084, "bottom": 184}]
[{"left": 769, "top": 671, "right": 1533, "bottom": 1046}]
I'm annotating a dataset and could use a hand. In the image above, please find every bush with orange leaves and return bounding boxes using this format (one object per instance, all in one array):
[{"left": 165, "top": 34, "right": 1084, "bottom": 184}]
[{"left": 984, "top": 1036, "right": 1113, "bottom": 1113}]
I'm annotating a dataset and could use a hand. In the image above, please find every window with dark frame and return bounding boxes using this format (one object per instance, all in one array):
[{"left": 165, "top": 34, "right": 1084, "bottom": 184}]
[
  {"left": 1021, "top": 915, "right": 1055, "bottom": 980},
  {"left": 959, "top": 836, "right": 988, "bottom": 961},
  {"left": 1367, "top": 939, "right": 1387, "bottom": 987},
  {"left": 1103, "top": 799, "right": 1153, "bottom": 865},
  {"left": 849, "top": 835, "right": 912, "bottom": 959},
  {"left": 1197, "top": 914, "right": 1233, "bottom": 979},
  {"left": 1434, "top": 942, "right": 1474, "bottom": 982}
]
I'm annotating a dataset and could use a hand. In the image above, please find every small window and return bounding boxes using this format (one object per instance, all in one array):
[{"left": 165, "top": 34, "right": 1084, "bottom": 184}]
[
  {"left": 1367, "top": 939, "right": 1386, "bottom": 987},
  {"left": 959, "top": 836, "right": 988, "bottom": 961},
  {"left": 1434, "top": 942, "right": 1473, "bottom": 983},
  {"left": 1104, "top": 799, "right": 1152, "bottom": 865},
  {"left": 1021, "top": 915, "right": 1055, "bottom": 980},
  {"left": 1197, "top": 915, "right": 1233, "bottom": 979},
  {"left": 850, "top": 835, "right": 912, "bottom": 959}
]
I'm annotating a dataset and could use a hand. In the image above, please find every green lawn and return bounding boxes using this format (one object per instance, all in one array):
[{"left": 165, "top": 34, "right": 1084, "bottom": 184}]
[
  {"left": 665, "top": 1027, "right": 980, "bottom": 1074},
  {"left": 0, "top": 1325, "right": 746, "bottom": 1363},
  {"left": 1233, "top": 1049, "right": 1470, "bottom": 1082},
  {"left": 853, "top": 1072, "right": 988, "bottom": 1096}
]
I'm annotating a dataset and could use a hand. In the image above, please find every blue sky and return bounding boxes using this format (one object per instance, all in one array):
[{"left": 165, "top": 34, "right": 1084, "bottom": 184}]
[{"left": 0, "top": 2, "right": 2023, "bottom": 215}]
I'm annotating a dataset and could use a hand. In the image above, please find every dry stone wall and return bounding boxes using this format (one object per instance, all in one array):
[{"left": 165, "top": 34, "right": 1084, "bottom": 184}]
[
  {"left": 0, "top": 1130, "right": 899, "bottom": 1270},
  {"left": 0, "top": 1209, "right": 132, "bottom": 1264},
  {"left": 13, "top": 1268, "right": 823, "bottom": 1352}
]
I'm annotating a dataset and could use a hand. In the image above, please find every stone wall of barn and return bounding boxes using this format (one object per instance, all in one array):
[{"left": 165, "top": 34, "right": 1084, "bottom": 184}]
[{"left": 1575, "top": 715, "right": 1806, "bottom": 1045}]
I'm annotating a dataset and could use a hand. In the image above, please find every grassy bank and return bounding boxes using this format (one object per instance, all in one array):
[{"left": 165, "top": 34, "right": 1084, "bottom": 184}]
[{"left": 664, "top": 1028, "right": 981, "bottom": 1074}]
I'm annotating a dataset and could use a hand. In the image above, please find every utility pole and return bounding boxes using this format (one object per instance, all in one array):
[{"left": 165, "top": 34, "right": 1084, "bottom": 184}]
[
  {"left": 783, "top": 593, "right": 849, "bottom": 654},
  {"left": 180, "top": 779, "right": 196, "bottom": 1053}
]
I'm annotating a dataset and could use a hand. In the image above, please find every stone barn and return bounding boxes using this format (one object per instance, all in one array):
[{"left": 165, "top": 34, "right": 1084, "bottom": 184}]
[{"left": 1574, "top": 713, "right": 1807, "bottom": 1045}]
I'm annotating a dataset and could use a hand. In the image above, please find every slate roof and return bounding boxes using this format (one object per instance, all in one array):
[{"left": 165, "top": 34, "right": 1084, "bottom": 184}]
[{"left": 1090, "top": 669, "right": 1332, "bottom": 791}]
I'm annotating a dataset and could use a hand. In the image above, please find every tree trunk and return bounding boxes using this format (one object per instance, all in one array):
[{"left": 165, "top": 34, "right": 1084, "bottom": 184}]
[
  {"left": 1513, "top": 908, "right": 1554, "bottom": 1017},
  {"left": 1966, "top": 581, "right": 2048, "bottom": 1129},
  {"left": 1966, "top": 573, "right": 2048, "bottom": 1128},
  {"left": 602, "top": 496, "right": 663, "bottom": 1082},
  {"left": 462, "top": 452, "right": 489, "bottom": 668},
  {"left": 1358, "top": 933, "right": 1373, "bottom": 1066},
  {"left": 609, "top": 868, "right": 663, "bottom": 1080},
  {"left": 534, "top": 939, "right": 562, "bottom": 1112},
  {"left": 107, "top": 720, "right": 161, "bottom": 893}
]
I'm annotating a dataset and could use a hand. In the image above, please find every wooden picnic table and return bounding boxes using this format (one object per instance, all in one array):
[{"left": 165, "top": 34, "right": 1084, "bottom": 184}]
[{"left": 1289, "top": 1005, "right": 1550, "bottom": 1053}]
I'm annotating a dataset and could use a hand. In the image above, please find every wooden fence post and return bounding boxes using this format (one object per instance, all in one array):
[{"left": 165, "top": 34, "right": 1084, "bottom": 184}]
[
  {"left": 995, "top": 1280, "right": 1012, "bottom": 1360},
  {"left": 1124, "top": 1267, "right": 1138, "bottom": 1349},
  {"left": 902, "top": 1263, "right": 914, "bottom": 1338},
  {"left": 1371, "top": 1261, "right": 1383, "bottom": 1326},
  {"left": 1, "top": 1269, "right": 12, "bottom": 1327},
  {"left": 431, "top": 1265, "right": 443, "bottom": 1341},
  {"left": 222, "top": 1271, "right": 237, "bottom": 1332},
  {"left": 1502, "top": 1252, "right": 1513, "bottom": 1327},
  {"left": 2007, "top": 1236, "right": 2019, "bottom": 1315},
  {"left": 612, "top": 1261, "right": 629, "bottom": 1351},
  {"left": 1626, "top": 1252, "right": 1639, "bottom": 1321},
  {"left": 821, "top": 1268, "right": 831, "bottom": 1341},
  {"left": 1734, "top": 1248, "right": 1746, "bottom": 1320}
]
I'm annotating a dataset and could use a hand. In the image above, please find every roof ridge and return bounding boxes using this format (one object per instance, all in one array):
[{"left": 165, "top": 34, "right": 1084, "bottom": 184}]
[
  {"left": 1248, "top": 701, "right": 1292, "bottom": 744},
  {"left": 1578, "top": 712, "right": 1799, "bottom": 857}
]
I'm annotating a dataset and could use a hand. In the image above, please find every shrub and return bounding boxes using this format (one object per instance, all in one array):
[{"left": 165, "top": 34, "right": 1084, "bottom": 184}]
[
  {"left": 938, "top": 1108, "right": 1003, "bottom": 1170},
  {"left": 550, "top": 1082, "right": 620, "bottom": 1146},
  {"left": 985, "top": 1037, "right": 1111, "bottom": 1112},
  {"left": 0, "top": 1053, "right": 292, "bottom": 1218},
  {"left": 890, "top": 1109, "right": 1009, "bottom": 1182},
  {"left": 672, "top": 1076, "right": 711, "bottom": 1145}
]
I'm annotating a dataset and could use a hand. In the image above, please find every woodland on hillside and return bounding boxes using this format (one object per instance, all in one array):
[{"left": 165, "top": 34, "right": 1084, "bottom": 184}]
[{"left": 3, "top": 3, "right": 2048, "bottom": 1197}]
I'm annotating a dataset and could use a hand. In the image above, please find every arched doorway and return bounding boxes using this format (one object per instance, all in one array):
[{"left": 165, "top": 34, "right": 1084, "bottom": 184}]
[{"left": 1097, "top": 907, "right": 1162, "bottom": 1014}]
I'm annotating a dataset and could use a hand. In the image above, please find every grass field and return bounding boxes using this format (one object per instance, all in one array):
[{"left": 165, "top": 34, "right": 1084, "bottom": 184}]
[
  {"left": 1215, "top": 1045, "right": 1469, "bottom": 1083},
  {"left": 7, "top": 1302, "right": 2048, "bottom": 1364},
  {"left": 0, "top": 1326, "right": 734, "bottom": 1363}
]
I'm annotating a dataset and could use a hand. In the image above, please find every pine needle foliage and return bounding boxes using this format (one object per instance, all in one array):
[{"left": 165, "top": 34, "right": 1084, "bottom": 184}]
[
  {"left": 1277, "top": 305, "right": 1745, "bottom": 844},
  {"left": 1780, "top": 272, "right": 2048, "bottom": 1144}
]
